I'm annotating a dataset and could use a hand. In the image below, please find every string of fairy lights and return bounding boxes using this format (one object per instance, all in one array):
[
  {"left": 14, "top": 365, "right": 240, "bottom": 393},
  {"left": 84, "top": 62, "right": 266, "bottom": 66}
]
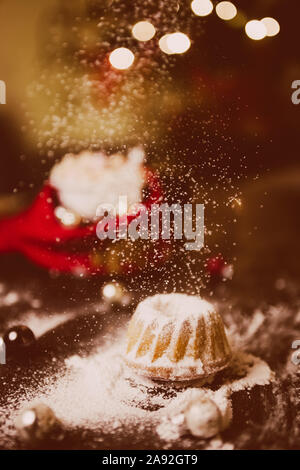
[{"left": 108, "top": 0, "right": 280, "bottom": 70}]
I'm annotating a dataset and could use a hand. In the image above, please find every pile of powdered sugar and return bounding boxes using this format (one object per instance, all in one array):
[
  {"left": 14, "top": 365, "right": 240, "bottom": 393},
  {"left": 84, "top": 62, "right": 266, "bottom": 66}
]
[
  {"left": 0, "top": 324, "right": 274, "bottom": 449},
  {"left": 0, "top": 332, "right": 162, "bottom": 447}
]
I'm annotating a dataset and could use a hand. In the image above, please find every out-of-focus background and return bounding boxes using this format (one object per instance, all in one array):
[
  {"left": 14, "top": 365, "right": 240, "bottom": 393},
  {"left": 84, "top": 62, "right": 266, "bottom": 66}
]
[{"left": 0, "top": 0, "right": 299, "bottom": 296}]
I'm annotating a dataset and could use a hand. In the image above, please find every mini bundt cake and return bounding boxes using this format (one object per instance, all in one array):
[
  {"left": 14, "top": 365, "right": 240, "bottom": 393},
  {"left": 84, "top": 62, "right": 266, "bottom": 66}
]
[{"left": 124, "top": 294, "right": 232, "bottom": 381}]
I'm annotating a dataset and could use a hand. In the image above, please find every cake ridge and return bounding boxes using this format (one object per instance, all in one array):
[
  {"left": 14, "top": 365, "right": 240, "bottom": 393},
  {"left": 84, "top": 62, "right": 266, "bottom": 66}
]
[{"left": 124, "top": 294, "right": 232, "bottom": 381}]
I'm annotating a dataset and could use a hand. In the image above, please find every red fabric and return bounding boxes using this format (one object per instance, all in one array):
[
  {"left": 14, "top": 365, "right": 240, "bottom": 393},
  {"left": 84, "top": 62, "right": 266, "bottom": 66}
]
[
  {"left": 0, "top": 168, "right": 164, "bottom": 275},
  {"left": 206, "top": 255, "right": 225, "bottom": 277}
]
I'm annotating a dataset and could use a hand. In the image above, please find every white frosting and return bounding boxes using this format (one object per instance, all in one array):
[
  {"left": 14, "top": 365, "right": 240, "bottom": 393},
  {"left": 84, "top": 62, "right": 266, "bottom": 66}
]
[
  {"left": 137, "top": 294, "right": 215, "bottom": 323},
  {"left": 50, "top": 147, "right": 145, "bottom": 220}
]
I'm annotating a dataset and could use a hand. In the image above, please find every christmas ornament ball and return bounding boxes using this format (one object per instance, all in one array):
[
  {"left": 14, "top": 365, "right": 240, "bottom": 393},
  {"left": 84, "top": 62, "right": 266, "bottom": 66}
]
[
  {"left": 185, "top": 395, "right": 222, "bottom": 439},
  {"left": 101, "top": 281, "right": 132, "bottom": 306},
  {"left": 3, "top": 325, "right": 36, "bottom": 356},
  {"left": 15, "top": 403, "right": 60, "bottom": 443}
]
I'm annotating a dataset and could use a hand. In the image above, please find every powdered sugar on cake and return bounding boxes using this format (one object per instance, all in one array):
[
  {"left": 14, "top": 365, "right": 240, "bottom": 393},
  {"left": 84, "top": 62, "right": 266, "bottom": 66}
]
[
  {"left": 125, "top": 294, "right": 232, "bottom": 381},
  {"left": 138, "top": 294, "right": 215, "bottom": 322}
]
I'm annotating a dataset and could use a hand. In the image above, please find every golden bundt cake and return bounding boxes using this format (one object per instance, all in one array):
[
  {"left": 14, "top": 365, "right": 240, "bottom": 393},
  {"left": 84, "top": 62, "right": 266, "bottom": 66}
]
[{"left": 124, "top": 294, "right": 232, "bottom": 381}]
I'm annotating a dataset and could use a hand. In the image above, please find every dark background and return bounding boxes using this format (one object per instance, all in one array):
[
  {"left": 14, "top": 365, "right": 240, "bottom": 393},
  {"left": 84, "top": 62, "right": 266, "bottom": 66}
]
[{"left": 0, "top": 0, "right": 299, "bottom": 295}]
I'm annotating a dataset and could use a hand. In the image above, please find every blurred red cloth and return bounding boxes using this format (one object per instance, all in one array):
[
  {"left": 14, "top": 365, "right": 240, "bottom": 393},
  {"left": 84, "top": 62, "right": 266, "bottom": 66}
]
[{"left": 0, "top": 168, "right": 163, "bottom": 274}]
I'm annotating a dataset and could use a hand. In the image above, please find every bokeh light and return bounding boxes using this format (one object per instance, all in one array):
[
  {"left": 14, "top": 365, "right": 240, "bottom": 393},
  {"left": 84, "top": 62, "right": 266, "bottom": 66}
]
[
  {"left": 102, "top": 282, "right": 124, "bottom": 303},
  {"left": 102, "top": 283, "right": 117, "bottom": 299},
  {"left": 261, "top": 17, "right": 280, "bottom": 37},
  {"left": 21, "top": 410, "right": 36, "bottom": 427},
  {"left": 245, "top": 20, "right": 267, "bottom": 41},
  {"left": 132, "top": 21, "right": 156, "bottom": 41},
  {"left": 158, "top": 34, "right": 172, "bottom": 54},
  {"left": 159, "top": 33, "right": 191, "bottom": 55},
  {"left": 8, "top": 331, "right": 17, "bottom": 341},
  {"left": 168, "top": 32, "right": 191, "bottom": 54},
  {"left": 191, "top": 0, "right": 214, "bottom": 17},
  {"left": 215, "top": 2, "right": 237, "bottom": 21},
  {"left": 109, "top": 47, "right": 135, "bottom": 70},
  {"left": 54, "top": 206, "right": 80, "bottom": 227}
]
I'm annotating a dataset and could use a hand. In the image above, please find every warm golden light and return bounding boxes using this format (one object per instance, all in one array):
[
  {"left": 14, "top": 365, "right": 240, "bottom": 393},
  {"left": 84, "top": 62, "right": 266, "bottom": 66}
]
[
  {"left": 132, "top": 21, "right": 156, "bottom": 41},
  {"left": 22, "top": 410, "right": 36, "bottom": 427},
  {"left": 167, "top": 32, "right": 191, "bottom": 54},
  {"left": 245, "top": 20, "right": 267, "bottom": 41},
  {"left": 191, "top": 0, "right": 213, "bottom": 17},
  {"left": 102, "top": 282, "right": 124, "bottom": 303},
  {"left": 109, "top": 47, "right": 135, "bottom": 70},
  {"left": 216, "top": 2, "right": 237, "bottom": 21},
  {"left": 55, "top": 206, "right": 80, "bottom": 227},
  {"left": 261, "top": 17, "right": 280, "bottom": 37},
  {"left": 158, "top": 34, "right": 172, "bottom": 54},
  {"left": 229, "top": 11, "right": 247, "bottom": 28},
  {"left": 159, "top": 33, "right": 191, "bottom": 55},
  {"left": 103, "top": 283, "right": 117, "bottom": 299},
  {"left": 8, "top": 331, "right": 17, "bottom": 341}
]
